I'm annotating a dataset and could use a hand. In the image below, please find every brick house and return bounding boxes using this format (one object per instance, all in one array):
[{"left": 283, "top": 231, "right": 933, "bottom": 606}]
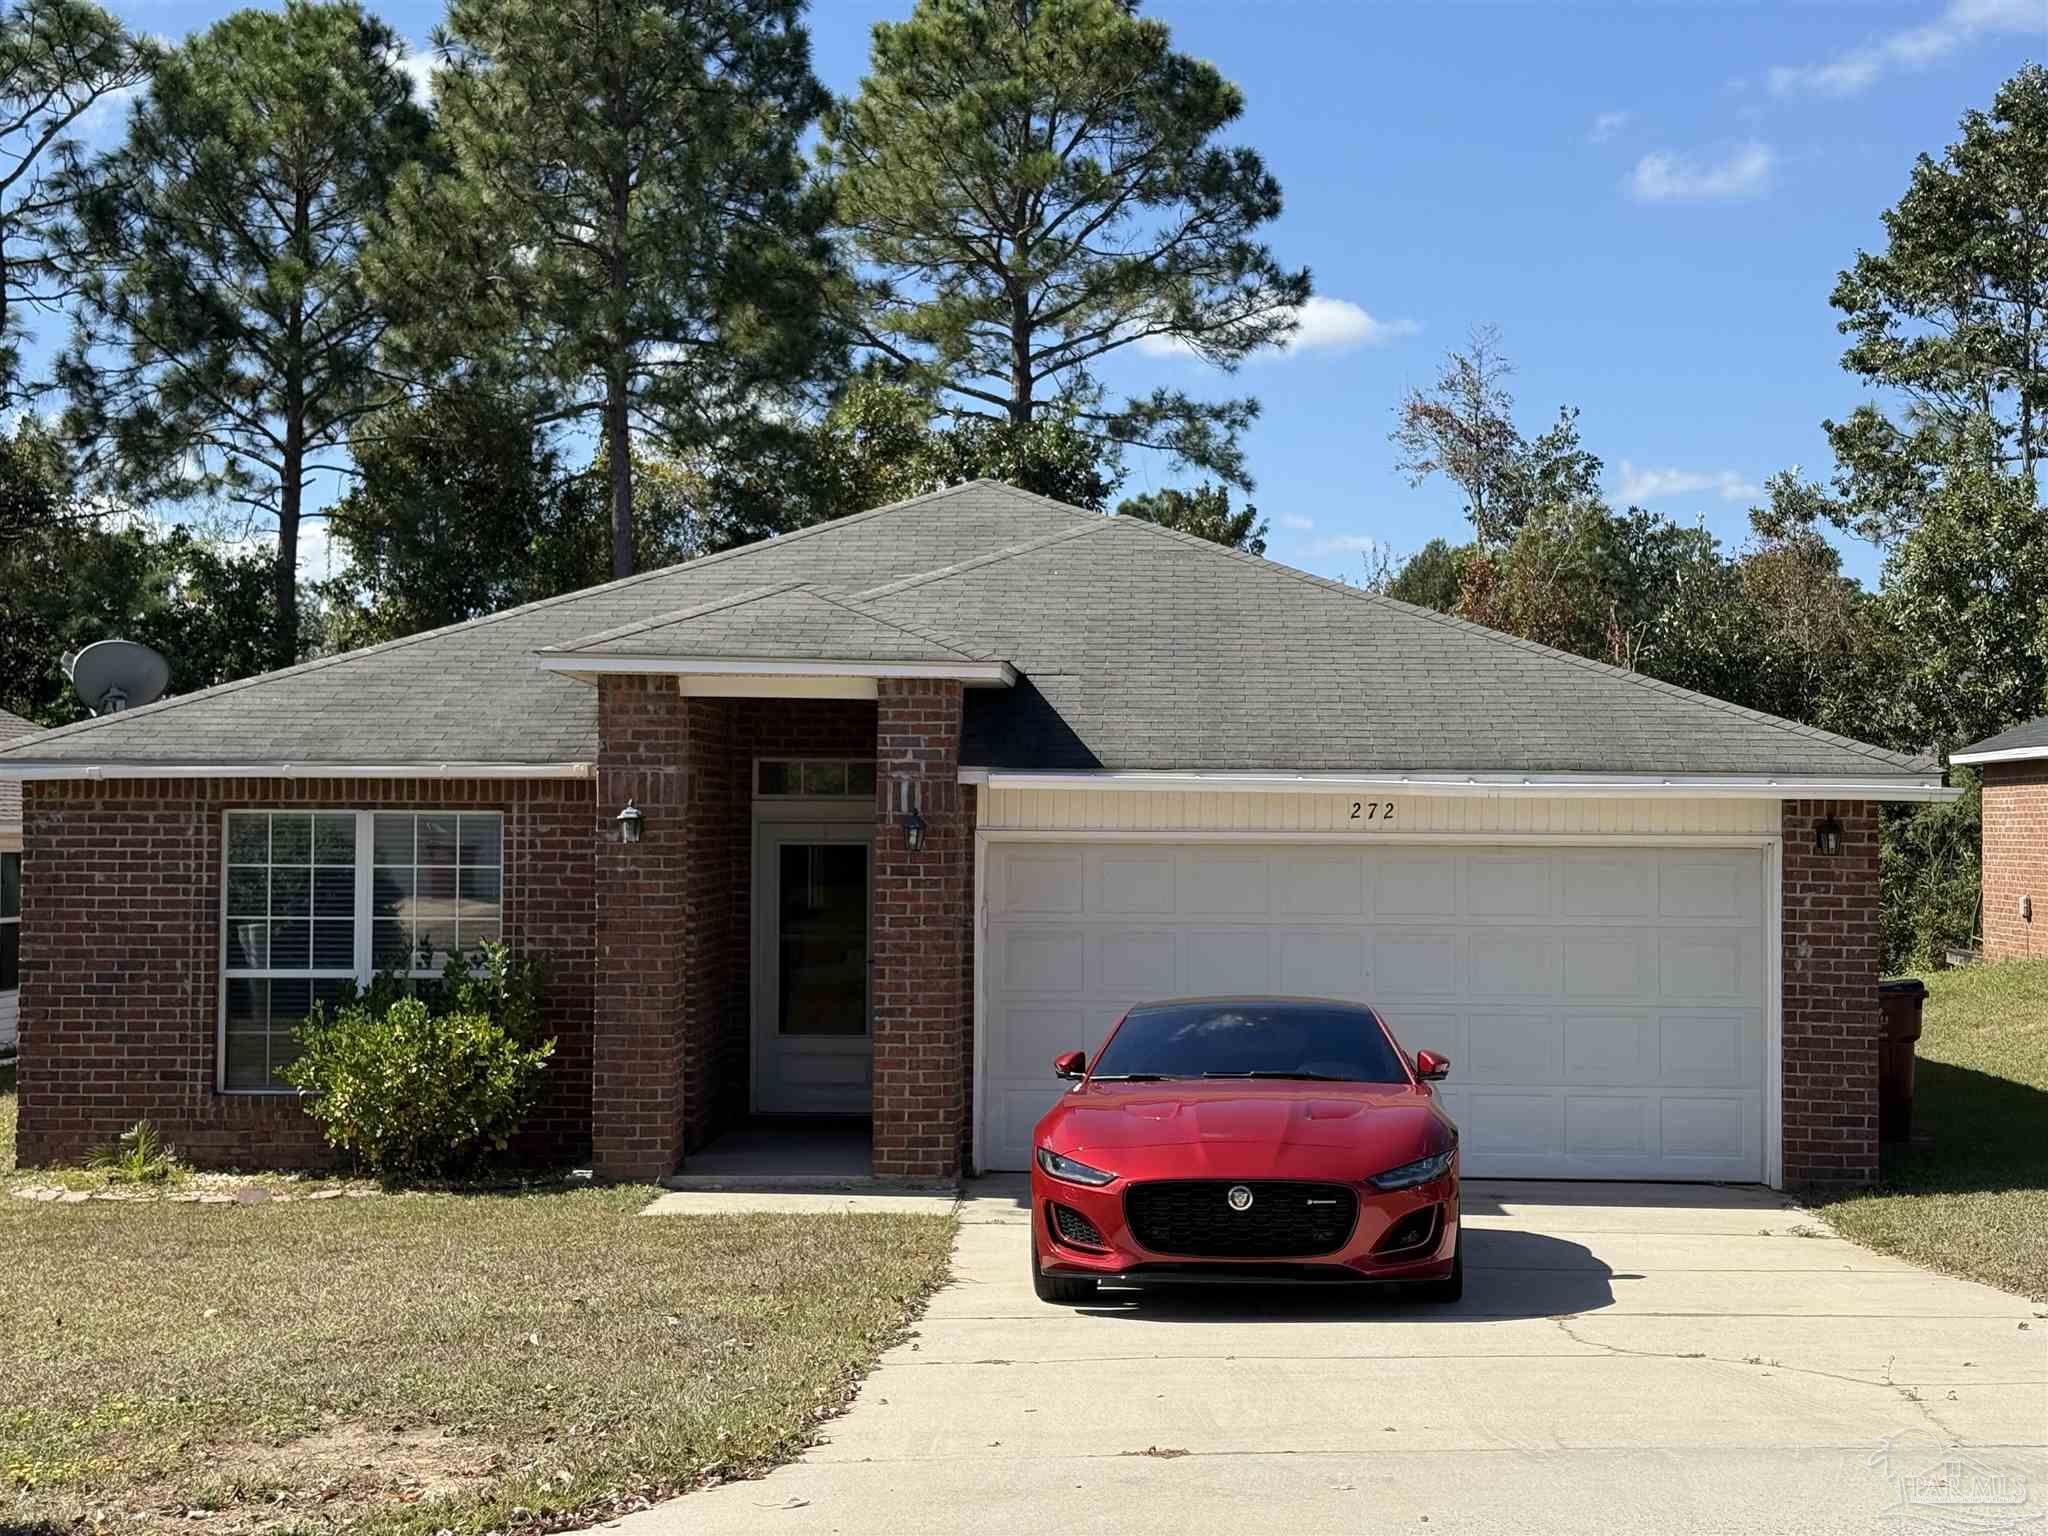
[
  {"left": 1953, "top": 717, "right": 2048, "bottom": 963},
  {"left": 0, "top": 483, "right": 1954, "bottom": 1189}
]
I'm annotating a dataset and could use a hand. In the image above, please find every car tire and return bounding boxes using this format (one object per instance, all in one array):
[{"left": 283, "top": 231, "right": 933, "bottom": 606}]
[
  {"left": 1031, "top": 1243, "right": 1097, "bottom": 1305},
  {"left": 1416, "top": 1244, "right": 1463, "bottom": 1304}
]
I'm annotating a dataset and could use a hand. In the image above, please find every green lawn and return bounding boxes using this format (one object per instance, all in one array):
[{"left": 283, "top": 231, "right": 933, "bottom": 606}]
[
  {"left": 0, "top": 1070, "right": 956, "bottom": 1536},
  {"left": 1817, "top": 958, "right": 2048, "bottom": 1301}
]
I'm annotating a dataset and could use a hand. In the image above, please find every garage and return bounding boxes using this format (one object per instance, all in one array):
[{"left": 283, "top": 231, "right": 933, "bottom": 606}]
[{"left": 978, "top": 839, "right": 1770, "bottom": 1181}]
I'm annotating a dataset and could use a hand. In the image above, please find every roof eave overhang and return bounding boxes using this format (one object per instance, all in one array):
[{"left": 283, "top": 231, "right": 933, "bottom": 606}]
[
  {"left": 532, "top": 654, "right": 1017, "bottom": 686},
  {"left": 960, "top": 768, "right": 1960, "bottom": 803},
  {"left": 1948, "top": 746, "right": 2048, "bottom": 767},
  {"left": 0, "top": 760, "right": 596, "bottom": 783}
]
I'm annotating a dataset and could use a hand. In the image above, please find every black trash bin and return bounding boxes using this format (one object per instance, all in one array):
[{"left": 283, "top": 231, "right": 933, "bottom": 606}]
[{"left": 1877, "top": 978, "right": 1927, "bottom": 1143}]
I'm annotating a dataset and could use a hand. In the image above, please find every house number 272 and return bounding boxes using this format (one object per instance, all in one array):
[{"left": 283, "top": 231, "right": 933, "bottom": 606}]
[{"left": 1349, "top": 801, "right": 1395, "bottom": 822}]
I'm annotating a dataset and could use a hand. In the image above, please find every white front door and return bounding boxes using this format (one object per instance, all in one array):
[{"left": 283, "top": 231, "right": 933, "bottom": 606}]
[
  {"left": 980, "top": 841, "right": 1768, "bottom": 1180},
  {"left": 753, "top": 824, "right": 874, "bottom": 1115}
]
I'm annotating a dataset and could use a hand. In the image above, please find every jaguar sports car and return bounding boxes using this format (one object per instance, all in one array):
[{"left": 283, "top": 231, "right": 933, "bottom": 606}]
[{"left": 1029, "top": 996, "right": 1461, "bottom": 1304}]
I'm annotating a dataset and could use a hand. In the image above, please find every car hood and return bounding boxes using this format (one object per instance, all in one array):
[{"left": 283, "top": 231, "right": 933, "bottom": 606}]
[{"left": 1040, "top": 1080, "right": 1448, "bottom": 1183}]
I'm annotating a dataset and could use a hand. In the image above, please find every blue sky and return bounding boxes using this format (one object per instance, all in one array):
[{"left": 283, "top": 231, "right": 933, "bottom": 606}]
[{"left": 83, "top": 0, "right": 2045, "bottom": 587}]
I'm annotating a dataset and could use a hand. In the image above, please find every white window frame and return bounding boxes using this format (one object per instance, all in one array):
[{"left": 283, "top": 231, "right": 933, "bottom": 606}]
[
  {"left": 216, "top": 808, "right": 505, "bottom": 1095},
  {"left": 753, "top": 757, "right": 877, "bottom": 801},
  {"left": 0, "top": 846, "right": 20, "bottom": 997}
]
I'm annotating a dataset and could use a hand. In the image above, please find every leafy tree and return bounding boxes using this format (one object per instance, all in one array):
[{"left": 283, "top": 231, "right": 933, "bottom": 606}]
[
  {"left": 1826, "top": 64, "right": 2048, "bottom": 542},
  {"left": 1390, "top": 325, "right": 1602, "bottom": 545},
  {"left": 319, "top": 387, "right": 703, "bottom": 648},
  {"left": 1380, "top": 537, "right": 1464, "bottom": 612},
  {"left": 820, "top": 0, "right": 1308, "bottom": 491},
  {"left": 0, "top": 419, "right": 275, "bottom": 724},
  {"left": 1117, "top": 482, "right": 1265, "bottom": 554},
  {"left": 371, "top": 0, "right": 839, "bottom": 584},
  {"left": 0, "top": 0, "right": 155, "bottom": 405},
  {"left": 57, "top": 0, "right": 430, "bottom": 668}
]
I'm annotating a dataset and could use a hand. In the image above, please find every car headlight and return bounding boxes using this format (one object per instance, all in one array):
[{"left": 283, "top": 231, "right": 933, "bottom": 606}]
[
  {"left": 1036, "top": 1147, "right": 1117, "bottom": 1186},
  {"left": 1368, "top": 1148, "right": 1455, "bottom": 1191}
]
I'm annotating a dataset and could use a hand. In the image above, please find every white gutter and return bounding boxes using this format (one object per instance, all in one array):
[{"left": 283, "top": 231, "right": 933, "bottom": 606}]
[
  {"left": 0, "top": 761, "right": 595, "bottom": 782},
  {"left": 1948, "top": 745, "right": 2048, "bottom": 766},
  {"left": 962, "top": 768, "right": 1959, "bottom": 803},
  {"left": 533, "top": 654, "right": 1017, "bottom": 686}
]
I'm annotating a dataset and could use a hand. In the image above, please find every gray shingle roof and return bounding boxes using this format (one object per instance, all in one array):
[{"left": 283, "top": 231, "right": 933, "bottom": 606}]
[
  {"left": 544, "top": 582, "right": 1000, "bottom": 664},
  {"left": 0, "top": 480, "right": 1933, "bottom": 781},
  {"left": 0, "top": 709, "right": 34, "bottom": 828},
  {"left": 1954, "top": 714, "right": 2048, "bottom": 762}
]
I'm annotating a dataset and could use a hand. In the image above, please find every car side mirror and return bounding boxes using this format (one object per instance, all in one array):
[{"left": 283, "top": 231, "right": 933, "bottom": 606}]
[
  {"left": 1053, "top": 1050, "right": 1088, "bottom": 1081},
  {"left": 1414, "top": 1049, "right": 1450, "bottom": 1082}
]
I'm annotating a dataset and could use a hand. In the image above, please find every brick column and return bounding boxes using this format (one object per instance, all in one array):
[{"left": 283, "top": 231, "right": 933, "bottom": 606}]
[
  {"left": 871, "top": 679, "right": 970, "bottom": 1181},
  {"left": 592, "top": 677, "right": 691, "bottom": 1181},
  {"left": 1780, "top": 799, "right": 1881, "bottom": 1189}
]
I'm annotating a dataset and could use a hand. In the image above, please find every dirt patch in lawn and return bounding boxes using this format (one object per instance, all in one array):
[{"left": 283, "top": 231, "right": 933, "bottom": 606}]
[{"left": 194, "top": 1424, "right": 507, "bottom": 1515}]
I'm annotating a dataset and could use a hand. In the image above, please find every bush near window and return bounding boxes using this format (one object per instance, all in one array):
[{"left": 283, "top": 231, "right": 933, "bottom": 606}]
[{"left": 285, "top": 943, "right": 554, "bottom": 1177}]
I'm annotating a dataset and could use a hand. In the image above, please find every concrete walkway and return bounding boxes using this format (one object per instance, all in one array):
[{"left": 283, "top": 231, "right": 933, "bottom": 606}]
[{"left": 611, "top": 1178, "right": 2048, "bottom": 1535}]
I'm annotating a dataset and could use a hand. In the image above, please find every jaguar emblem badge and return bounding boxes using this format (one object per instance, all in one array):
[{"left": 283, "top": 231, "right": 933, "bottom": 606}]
[{"left": 1226, "top": 1184, "right": 1255, "bottom": 1212}]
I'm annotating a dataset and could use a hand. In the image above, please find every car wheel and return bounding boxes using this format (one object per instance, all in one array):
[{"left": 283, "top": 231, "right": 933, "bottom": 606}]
[
  {"left": 1416, "top": 1245, "right": 1463, "bottom": 1304},
  {"left": 1030, "top": 1242, "right": 1097, "bottom": 1305}
]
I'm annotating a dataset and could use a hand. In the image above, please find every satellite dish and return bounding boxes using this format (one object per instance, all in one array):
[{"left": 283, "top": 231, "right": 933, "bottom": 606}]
[{"left": 68, "top": 639, "right": 170, "bottom": 715}]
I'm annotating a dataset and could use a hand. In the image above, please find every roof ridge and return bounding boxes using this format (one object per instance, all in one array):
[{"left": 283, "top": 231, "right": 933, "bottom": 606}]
[
  {"left": 849, "top": 519, "right": 1110, "bottom": 603},
  {"left": 1096, "top": 513, "right": 1935, "bottom": 777},
  {"left": 0, "top": 481, "right": 1035, "bottom": 755},
  {"left": 543, "top": 581, "right": 807, "bottom": 653},
  {"left": 798, "top": 587, "right": 994, "bottom": 661}
]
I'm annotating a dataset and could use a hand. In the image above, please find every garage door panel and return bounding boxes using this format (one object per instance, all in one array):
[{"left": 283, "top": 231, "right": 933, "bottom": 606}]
[
  {"left": 1560, "top": 853, "right": 1657, "bottom": 917},
  {"left": 1093, "top": 849, "right": 1176, "bottom": 914},
  {"left": 1272, "top": 852, "right": 1366, "bottom": 916},
  {"left": 997, "top": 849, "right": 1086, "bottom": 915},
  {"left": 1175, "top": 927, "right": 1271, "bottom": 995},
  {"left": 1466, "top": 1008, "right": 1563, "bottom": 1083},
  {"left": 1464, "top": 853, "right": 1553, "bottom": 916},
  {"left": 1563, "top": 1009, "right": 1657, "bottom": 1085},
  {"left": 1374, "top": 853, "right": 1458, "bottom": 916},
  {"left": 1660, "top": 929, "right": 1763, "bottom": 1001},
  {"left": 998, "top": 928, "right": 1086, "bottom": 993},
  {"left": 1179, "top": 850, "right": 1270, "bottom": 915},
  {"left": 1374, "top": 930, "right": 1460, "bottom": 994},
  {"left": 980, "top": 841, "right": 1767, "bottom": 1180},
  {"left": 1090, "top": 928, "right": 1177, "bottom": 994},
  {"left": 1467, "top": 929, "right": 1558, "bottom": 997},
  {"left": 1274, "top": 929, "right": 1370, "bottom": 999},
  {"left": 1561, "top": 928, "right": 1654, "bottom": 997}
]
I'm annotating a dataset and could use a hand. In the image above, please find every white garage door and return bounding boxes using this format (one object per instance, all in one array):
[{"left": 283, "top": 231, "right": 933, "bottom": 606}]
[{"left": 980, "top": 842, "right": 1768, "bottom": 1181}]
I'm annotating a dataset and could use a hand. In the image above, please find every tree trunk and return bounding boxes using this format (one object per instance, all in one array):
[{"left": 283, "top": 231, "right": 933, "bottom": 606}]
[
  {"left": 608, "top": 365, "right": 632, "bottom": 581},
  {"left": 277, "top": 408, "right": 302, "bottom": 671}
]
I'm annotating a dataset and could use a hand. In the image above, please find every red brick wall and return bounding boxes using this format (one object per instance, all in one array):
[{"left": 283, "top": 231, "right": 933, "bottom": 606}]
[
  {"left": 1781, "top": 800, "right": 1881, "bottom": 1189},
  {"left": 16, "top": 776, "right": 594, "bottom": 1169},
  {"left": 870, "top": 680, "right": 971, "bottom": 1180},
  {"left": 1981, "top": 762, "right": 2048, "bottom": 962},
  {"left": 591, "top": 678, "right": 692, "bottom": 1180}
]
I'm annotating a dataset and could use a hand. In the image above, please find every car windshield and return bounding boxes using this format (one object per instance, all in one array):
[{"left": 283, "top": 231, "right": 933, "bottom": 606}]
[{"left": 1089, "top": 1002, "right": 1411, "bottom": 1084}]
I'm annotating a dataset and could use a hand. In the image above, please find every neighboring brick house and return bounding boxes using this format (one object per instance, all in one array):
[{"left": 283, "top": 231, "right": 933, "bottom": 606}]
[
  {"left": 1953, "top": 717, "right": 2048, "bottom": 963},
  {"left": 0, "top": 483, "right": 1955, "bottom": 1190},
  {"left": 0, "top": 706, "right": 35, "bottom": 1052}
]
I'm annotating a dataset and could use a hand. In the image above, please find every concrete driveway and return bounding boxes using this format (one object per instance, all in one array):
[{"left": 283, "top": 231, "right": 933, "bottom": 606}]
[{"left": 617, "top": 1178, "right": 2048, "bottom": 1535}]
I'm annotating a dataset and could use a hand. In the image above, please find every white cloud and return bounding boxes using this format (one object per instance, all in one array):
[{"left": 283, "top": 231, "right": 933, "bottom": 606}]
[
  {"left": 1136, "top": 296, "right": 1419, "bottom": 360},
  {"left": 1615, "top": 461, "right": 1761, "bottom": 504},
  {"left": 1626, "top": 141, "right": 1775, "bottom": 203},
  {"left": 396, "top": 43, "right": 438, "bottom": 102},
  {"left": 1588, "top": 110, "right": 1633, "bottom": 143},
  {"left": 1313, "top": 532, "right": 1388, "bottom": 557},
  {"left": 1277, "top": 512, "right": 1315, "bottom": 532},
  {"left": 1767, "top": 0, "right": 2036, "bottom": 99}
]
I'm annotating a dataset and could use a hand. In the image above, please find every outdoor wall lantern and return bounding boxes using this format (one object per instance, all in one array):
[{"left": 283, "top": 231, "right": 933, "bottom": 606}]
[
  {"left": 616, "top": 799, "right": 644, "bottom": 844},
  {"left": 1814, "top": 816, "right": 1843, "bottom": 857},
  {"left": 903, "top": 806, "right": 927, "bottom": 854}
]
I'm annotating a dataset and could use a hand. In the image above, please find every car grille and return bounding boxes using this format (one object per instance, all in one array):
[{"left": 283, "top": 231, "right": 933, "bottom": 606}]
[
  {"left": 1050, "top": 1202, "right": 1106, "bottom": 1249},
  {"left": 1123, "top": 1181, "right": 1359, "bottom": 1258}
]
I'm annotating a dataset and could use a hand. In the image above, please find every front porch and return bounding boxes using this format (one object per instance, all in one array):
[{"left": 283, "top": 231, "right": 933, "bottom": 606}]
[{"left": 586, "top": 679, "right": 974, "bottom": 1184}]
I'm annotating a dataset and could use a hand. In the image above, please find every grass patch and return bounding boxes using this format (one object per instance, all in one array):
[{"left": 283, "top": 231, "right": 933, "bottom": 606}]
[
  {"left": 0, "top": 1071, "right": 956, "bottom": 1536},
  {"left": 1816, "top": 958, "right": 2048, "bottom": 1301}
]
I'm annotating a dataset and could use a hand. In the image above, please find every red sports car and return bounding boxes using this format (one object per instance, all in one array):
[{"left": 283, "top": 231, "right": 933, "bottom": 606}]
[{"left": 1028, "top": 996, "right": 1461, "bottom": 1305}]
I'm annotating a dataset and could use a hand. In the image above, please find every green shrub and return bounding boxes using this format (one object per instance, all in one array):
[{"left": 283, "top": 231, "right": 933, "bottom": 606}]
[
  {"left": 284, "top": 944, "right": 555, "bottom": 1177},
  {"left": 85, "top": 1120, "right": 182, "bottom": 1184}
]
